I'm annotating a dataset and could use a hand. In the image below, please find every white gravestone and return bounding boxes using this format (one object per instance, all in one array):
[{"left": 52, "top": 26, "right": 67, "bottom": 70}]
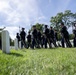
[
  {"left": 2, "top": 30, "right": 10, "bottom": 53},
  {"left": 14, "top": 38, "right": 18, "bottom": 50},
  {"left": 19, "top": 41, "right": 21, "bottom": 49}
]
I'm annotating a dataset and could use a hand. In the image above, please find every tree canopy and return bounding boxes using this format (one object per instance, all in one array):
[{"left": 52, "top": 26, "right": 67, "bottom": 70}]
[
  {"left": 30, "top": 23, "right": 44, "bottom": 33},
  {"left": 50, "top": 10, "right": 76, "bottom": 31}
]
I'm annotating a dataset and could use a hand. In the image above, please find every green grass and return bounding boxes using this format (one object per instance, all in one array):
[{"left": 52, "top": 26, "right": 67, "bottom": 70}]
[{"left": 0, "top": 48, "right": 76, "bottom": 75}]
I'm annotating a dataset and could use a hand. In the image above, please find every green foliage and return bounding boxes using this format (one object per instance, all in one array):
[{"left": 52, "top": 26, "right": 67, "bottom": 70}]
[
  {"left": 58, "top": 33, "right": 62, "bottom": 40},
  {"left": 50, "top": 10, "right": 76, "bottom": 31},
  {"left": 57, "top": 33, "right": 74, "bottom": 40},
  {"left": 30, "top": 23, "right": 44, "bottom": 33},
  {"left": 69, "top": 34, "right": 74, "bottom": 40},
  {"left": 35, "top": 23, "right": 44, "bottom": 31},
  {"left": 10, "top": 38, "right": 14, "bottom": 46},
  {"left": 0, "top": 48, "right": 76, "bottom": 75}
]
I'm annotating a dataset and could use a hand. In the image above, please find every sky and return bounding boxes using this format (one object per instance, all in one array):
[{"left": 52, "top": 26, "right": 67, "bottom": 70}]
[{"left": 0, "top": 0, "right": 76, "bottom": 39}]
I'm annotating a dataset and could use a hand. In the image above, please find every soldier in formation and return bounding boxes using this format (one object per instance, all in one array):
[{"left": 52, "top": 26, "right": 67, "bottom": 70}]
[
  {"left": 20, "top": 28, "right": 26, "bottom": 48},
  {"left": 60, "top": 22, "right": 72, "bottom": 48},
  {"left": 16, "top": 23, "right": 76, "bottom": 49},
  {"left": 73, "top": 24, "right": 76, "bottom": 47}
]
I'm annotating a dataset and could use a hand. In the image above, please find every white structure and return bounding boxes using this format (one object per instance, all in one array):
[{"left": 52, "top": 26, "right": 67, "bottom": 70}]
[
  {"left": 19, "top": 41, "right": 21, "bottom": 49},
  {"left": 2, "top": 30, "right": 10, "bottom": 53},
  {"left": 14, "top": 38, "right": 18, "bottom": 50}
]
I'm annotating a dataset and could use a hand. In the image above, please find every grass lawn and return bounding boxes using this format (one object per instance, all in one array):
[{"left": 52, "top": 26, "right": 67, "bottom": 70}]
[{"left": 0, "top": 48, "right": 76, "bottom": 75}]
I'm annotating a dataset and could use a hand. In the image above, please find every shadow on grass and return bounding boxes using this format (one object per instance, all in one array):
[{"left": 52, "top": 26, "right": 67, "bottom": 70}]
[{"left": 8, "top": 53, "right": 23, "bottom": 57}]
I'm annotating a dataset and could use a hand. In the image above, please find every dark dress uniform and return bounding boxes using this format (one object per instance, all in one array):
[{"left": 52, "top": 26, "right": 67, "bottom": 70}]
[
  {"left": 49, "top": 28, "right": 57, "bottom": 48},
  {"left": 41, "top": 33, "right": 45, "bottom": 48},
  {"left": 61, "top": 26, "right": 72, "bottom": 47},
  {"left": 44, "top": 25, "right": 49, "bottom": 48},
  {"left": 27, "top": 32, "right": 31, "bottom": 48},
  {"left": 37, "top": 30, "right": 41, "bottom": 48},
  {"left": 20, "top": 28, "right": 26, "bottom": 48},
  {"left": 32, "top": 26, "right": 38, "bottom": 49},
  {"left": 54, "top": 31, "right": 58, "bottom": 41},
  {"left": 73, "top": 29, "right": 76, "bottom": 47},
  {"left": 16, "top": 33, "right": 20, "bottom": 47}
]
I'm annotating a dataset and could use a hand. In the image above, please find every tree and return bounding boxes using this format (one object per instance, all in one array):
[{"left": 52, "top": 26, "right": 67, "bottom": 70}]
[
  {"left": 50, "top": 12, "right": 63, "bottom": 31},
  {"left": 50, "top": 10, "right": 75, "bottom": 31},
  {"left": 10, "top": 37, "right": 14, "bottom": 46},
  {"left": 30, "top": 23, "right": 44, "bottom": 33},
  {"left": 73, "top": 13, "right": 76, "bottom": 21},
  {"left": 62, "top": 10, "right": 73, "bottom": 28}
]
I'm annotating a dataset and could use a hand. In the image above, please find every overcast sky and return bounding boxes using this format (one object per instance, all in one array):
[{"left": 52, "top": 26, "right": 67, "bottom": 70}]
[{"left": 0, "top": 0, "right": 76, "bottom": 39}]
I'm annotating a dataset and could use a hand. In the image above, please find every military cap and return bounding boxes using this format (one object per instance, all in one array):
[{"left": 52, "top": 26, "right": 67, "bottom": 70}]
[
  {"left": 60, "top": 22, "right": 64, "bottom": 25},
  {"left": 45, "top": 25, "right": 48, "bottom": 28},
  {"left": 33, "top": 25, "right": 36, "bottom": 27},
  {"left": 22, "top": 27, "right": 25, "bottom": 30}
]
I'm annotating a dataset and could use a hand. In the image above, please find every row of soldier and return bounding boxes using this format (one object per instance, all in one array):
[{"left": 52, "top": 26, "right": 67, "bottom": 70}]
[
  {"left": 16, "top": 22, "right": 76, "bottom": 49},
  {"left": 16, "top": 26, "right": 58, "bottom": 49}
]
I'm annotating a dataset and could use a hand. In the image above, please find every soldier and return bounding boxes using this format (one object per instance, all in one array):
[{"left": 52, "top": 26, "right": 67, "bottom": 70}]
[
  {"left": 32, "top": 25, "right": 38, "bottom": 49},
  {"left": 61, "top": 36, "right": 65, "bottom": 48},
  {"left": 16, "top": 33, "right": 20, "bottom": 47},
  {"left": 27, "top": 31, "right": 31, "bottom": 48},
  {"left": 20, "top": 28, "right": 26, "bottom": 48},
  {"left": 73, "top": 24, "right": 76, "bottom": 47},
  {"left": 49, "top": 27, "right": 57, "bottom": 48},
  {"left": 41, "top": 32, "right": 45, "bottom": 48},
  {"left": 54, "top": 29, "right": 61, "bottom": 47},
  {"left": 60, "top": 22, "right": 72, "bottom": 47},
  {"left": 44, "top": 25, "right": 49, "bottom": 48},
  {"left": 54, "top": 30, "right": 58, "bottom": 42},
  {"left": 37, "top": 29, "right": 42, "bottom": 48}
]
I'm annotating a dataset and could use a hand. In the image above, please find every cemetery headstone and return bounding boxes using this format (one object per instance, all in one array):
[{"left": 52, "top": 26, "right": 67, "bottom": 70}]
[
  {"left": 14, "top": 38, "right": 18, "bottom": 50},
  {"left": 2, "top": 30, "right": 10, "bottom": 53}
]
